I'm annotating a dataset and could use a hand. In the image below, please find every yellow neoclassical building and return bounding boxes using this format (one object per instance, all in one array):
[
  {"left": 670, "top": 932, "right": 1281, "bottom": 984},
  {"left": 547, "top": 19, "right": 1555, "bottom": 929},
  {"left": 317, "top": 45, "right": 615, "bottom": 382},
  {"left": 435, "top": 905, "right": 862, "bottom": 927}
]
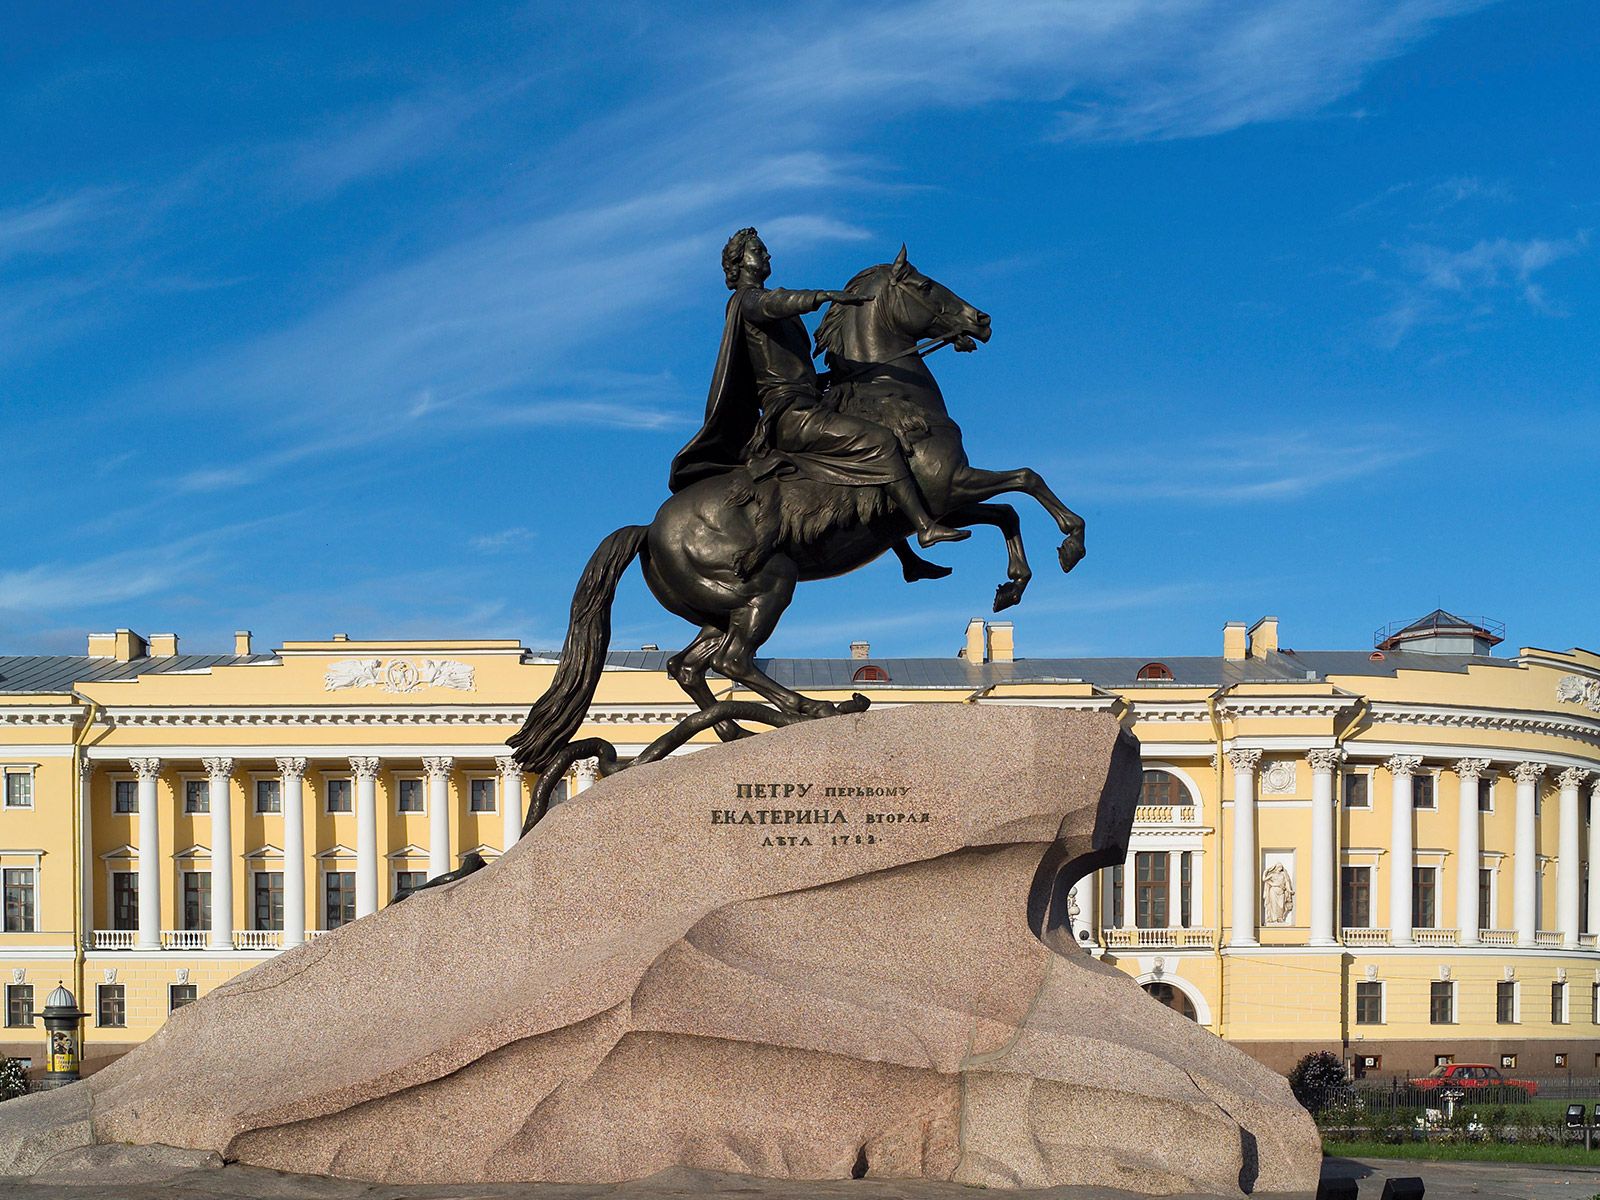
[{"left": 3, "top": 611, "right": 1600, "bottom": 1082}]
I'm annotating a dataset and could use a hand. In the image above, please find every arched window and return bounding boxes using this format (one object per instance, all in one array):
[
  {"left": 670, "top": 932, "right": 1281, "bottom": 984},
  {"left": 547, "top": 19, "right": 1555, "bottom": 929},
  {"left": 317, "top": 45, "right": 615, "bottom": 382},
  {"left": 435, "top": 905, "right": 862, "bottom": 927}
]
[
  {"left": 1136, "top": 661, "right": 1173, "bottom": 681},
  {"left": 1139, "top": 769, "right": 1192, "bottom": 808},
  {"left": 1142, "top": 981, "right": 1198, "bottom": 1021},
  {"left": 852, "top": 664, "right": 889, "bottom": 684}
]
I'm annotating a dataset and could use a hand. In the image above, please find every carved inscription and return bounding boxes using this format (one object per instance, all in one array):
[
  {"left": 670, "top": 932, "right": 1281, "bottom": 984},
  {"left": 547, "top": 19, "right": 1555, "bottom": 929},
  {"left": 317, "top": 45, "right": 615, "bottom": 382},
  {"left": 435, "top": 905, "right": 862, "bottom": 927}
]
[{"left": 712, "top": 780, "right": 931, "bottom": 849}]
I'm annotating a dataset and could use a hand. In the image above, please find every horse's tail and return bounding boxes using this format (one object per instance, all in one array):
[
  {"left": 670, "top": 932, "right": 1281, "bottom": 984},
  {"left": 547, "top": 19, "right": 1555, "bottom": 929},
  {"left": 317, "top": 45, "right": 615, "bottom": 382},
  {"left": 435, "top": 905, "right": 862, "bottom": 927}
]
[{"left": 507, "top": 525, "right": 647, "bottom": 774}]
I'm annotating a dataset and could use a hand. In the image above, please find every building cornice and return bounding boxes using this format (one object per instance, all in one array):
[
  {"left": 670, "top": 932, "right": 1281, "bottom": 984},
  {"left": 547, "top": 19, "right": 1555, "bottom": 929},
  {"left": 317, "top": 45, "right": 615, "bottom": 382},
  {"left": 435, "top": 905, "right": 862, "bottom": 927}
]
[{"left": 1365, "top": 701, "right": 1600, "bottom": 749}]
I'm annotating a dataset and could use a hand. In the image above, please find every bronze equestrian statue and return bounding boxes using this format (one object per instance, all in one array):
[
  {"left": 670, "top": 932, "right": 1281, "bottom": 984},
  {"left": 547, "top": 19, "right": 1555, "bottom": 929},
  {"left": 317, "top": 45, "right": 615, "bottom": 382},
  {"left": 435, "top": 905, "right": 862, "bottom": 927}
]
[{"left": 508, "top": 231, "right": 1086, "bottom": 828}]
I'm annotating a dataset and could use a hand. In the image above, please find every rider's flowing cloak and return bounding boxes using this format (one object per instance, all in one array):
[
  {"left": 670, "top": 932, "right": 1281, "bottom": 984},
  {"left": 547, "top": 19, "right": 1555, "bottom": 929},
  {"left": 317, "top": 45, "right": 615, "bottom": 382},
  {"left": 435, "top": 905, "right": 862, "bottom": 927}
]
[{"left": 667, "top": 291, "right": 758, "bottom": 493}]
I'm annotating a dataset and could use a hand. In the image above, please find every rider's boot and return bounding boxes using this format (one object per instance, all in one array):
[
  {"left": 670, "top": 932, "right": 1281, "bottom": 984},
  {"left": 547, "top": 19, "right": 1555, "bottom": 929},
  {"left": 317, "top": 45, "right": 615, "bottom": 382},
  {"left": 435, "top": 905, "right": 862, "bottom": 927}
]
[
  {"left": 886, "top": 477, "right": 970, "bottom": 548},
  {"left": 893, "top": 540, "right": 955, "bottom": 581}
]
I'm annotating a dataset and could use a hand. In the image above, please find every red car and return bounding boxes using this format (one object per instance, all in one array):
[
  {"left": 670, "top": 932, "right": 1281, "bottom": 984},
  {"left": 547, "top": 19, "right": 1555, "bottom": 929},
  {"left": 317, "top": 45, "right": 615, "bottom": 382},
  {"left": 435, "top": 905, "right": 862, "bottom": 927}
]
[{"left": 1409, "top": 1063, "right": 1538, "bottom": 1097}]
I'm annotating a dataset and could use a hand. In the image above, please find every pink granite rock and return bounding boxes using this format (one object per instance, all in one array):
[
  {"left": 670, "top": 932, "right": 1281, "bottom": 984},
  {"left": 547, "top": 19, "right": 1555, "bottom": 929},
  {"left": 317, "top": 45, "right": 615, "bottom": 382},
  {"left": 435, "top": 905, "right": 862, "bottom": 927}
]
[{"left": 0, "top": 705, "right": 1320, "bottom": 1195}]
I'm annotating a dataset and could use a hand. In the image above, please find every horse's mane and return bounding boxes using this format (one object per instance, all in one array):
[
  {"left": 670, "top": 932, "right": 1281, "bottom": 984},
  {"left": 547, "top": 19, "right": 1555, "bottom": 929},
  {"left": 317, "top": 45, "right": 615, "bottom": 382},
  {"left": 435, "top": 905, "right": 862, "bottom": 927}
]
[{"left": 813, "top": 263, "right": 885, "bottom": 359}]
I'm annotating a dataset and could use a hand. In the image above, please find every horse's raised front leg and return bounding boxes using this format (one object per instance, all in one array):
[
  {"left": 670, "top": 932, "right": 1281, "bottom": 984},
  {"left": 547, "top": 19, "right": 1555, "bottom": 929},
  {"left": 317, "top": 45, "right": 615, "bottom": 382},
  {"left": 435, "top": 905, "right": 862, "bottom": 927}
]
[
  {"left": 948, "top": 465, "right": 1086, "bottom": 574},
  {"left": 943, "top": 502, "right": 1032, "bottom": 612}
]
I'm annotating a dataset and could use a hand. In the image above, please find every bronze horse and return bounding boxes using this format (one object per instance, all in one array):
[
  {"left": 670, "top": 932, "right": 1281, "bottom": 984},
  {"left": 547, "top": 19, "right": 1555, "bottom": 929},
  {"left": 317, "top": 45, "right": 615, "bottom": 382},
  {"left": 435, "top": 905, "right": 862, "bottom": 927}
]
[{"left": 509, "top": 249, "right": 1085, "bottom": 788}]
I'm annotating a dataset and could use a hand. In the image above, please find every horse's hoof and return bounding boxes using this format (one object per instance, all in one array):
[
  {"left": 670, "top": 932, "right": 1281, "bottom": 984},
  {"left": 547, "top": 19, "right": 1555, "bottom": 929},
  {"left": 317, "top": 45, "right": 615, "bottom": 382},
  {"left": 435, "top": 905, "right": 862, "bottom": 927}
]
[
  {"left": 1058, "top": 534, "right": 1086, "bottom": 573},
  {"left": 993, "top": 580, "right": 1027, "bottom": 612}
]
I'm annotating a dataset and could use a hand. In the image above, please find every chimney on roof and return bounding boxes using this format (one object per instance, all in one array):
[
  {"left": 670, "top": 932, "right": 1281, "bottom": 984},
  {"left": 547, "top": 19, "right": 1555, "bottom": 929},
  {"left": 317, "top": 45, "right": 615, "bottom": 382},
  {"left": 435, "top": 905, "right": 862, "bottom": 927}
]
[
  {"left": 234, "top": 631, "right": 253, "bottom": 656},
  {"left": 1223, "top": 621, "right": 1247, "bottom": 662},
  {"left": 962, "top": 618, "right": 989, "bottom": 664},
  {"left": 850, "top": 640, "right": 870, "bottom": 660},
  {"left": 105, "top": 629, "right": 148, "bottom": 662},
  {"left": 147, "top": 634, "right": 179, "bottom": 658},
  {"left": 332, "top": 633, "right": 349, "bottom": 642},
  {"left": 1247, "top": 616, "right": 1278, "bottom": 658},
  {"left": 86, "top": 632, "right": 114, "bottom": 657},
  {"left": 989, "top": 621, "right": 1014, "bottom": 663}
]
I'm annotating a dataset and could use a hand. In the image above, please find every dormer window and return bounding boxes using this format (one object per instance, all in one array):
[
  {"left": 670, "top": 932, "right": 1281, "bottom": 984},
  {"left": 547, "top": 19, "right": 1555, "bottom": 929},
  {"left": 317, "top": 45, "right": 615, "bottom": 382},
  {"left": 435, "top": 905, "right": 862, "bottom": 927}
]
[
  {"left": 1136, "top": 662, "right": 1173, "bottom": 681},
  {"left": 852, "top": 664, "right": 889, "bottom": 684}
]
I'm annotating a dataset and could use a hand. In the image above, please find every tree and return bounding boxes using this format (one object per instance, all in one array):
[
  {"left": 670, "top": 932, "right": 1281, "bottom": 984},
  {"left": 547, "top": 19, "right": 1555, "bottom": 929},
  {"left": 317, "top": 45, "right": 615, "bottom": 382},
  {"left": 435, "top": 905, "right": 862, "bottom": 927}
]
[
  {"left": 1288, "top": 1050, "right": 1348, "bottom": 1112},
  {"left": 0, "top": 1057, "right": 29, "bottom": 1101}
]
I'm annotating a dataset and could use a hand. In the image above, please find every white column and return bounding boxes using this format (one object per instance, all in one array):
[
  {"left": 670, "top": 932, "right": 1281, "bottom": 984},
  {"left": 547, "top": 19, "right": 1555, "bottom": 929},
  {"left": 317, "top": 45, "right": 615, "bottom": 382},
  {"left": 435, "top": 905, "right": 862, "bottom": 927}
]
[
  {"left": 1191, "top": 849, "right": 1205, "bottom": 929},
  {"left": 1511, "top": 761, "right": 1547, "bottom": 947},
  {"left": 130, "top": 757, "right": 162, "bottom": 950},
  {"left": 1455, "top": 759, "right": 1489, "bottom": 946},
  {"left": 78, "top": 760, "right": 95, "bottom": 945},
  {"left": 1305, "top": 748, "right": 1343, "bottom": 946},
  {"left": 424, "top": 757, "right": 453, "bottom": 880},
  {"left": 573, "top": 759, "right": 599, "bottom": 794},
  {"left": 496, "top": 757, "right": 524, "bottom": 853},
  {"left": 277, "top": 757, "right": 308, "bottom": 948},
  {"left": 1167, "top": 849, "right": 1180, "bottom": 928},
  {"left": 1228, "top": 748, "right": 1262, "bottom": 947},
  {"left": 1121, "top": 851, "right": 1137, "bottom": 929},
  {"left": 1557, "top": 768, "right": 1589, "bottom": 948},
  {"left": 1073, "top": 872, "right": 1098, "bottom": 943},
  {"left": 352, "top": 757, "right": 381, "bottom": 918},
  {"left": 203, "top": 757, "right": 234, "bottom": 951},
  {"left": 1386, "top": 755, "right": 1421, "bottom": 945},
  {"left": 1588, "top": 782, "right": 1600, "bottom": 939}
]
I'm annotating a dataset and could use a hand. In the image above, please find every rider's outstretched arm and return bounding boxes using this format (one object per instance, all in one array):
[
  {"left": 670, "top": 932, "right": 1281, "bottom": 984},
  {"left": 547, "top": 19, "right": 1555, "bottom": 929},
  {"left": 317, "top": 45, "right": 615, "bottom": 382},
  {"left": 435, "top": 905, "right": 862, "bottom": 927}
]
[{"left": 741, "top": 288, "right": 830, "bottom": 321}]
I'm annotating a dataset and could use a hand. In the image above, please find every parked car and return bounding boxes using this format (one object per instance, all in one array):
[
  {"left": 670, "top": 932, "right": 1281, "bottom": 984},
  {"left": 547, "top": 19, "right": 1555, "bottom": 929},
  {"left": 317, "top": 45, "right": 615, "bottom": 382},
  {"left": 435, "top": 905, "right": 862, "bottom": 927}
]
[{"left": 1408, "top": 1063, "right": 1539, "bottom": 1097}]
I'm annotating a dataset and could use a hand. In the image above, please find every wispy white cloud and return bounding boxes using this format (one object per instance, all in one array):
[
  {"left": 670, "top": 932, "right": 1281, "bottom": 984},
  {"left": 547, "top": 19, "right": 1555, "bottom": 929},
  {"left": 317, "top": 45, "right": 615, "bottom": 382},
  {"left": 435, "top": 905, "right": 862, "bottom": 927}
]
[
  {"left": 1377, "top": 230, "right": 1590, "bottom": 342},
  {"left": 1060, "top": 429, "right": 1424, "bottom": 503},
  {"left": 469, "top": 527, "right": 535, "bottom": 553},
  {"left": 0, "top": 187, "right": 120, "bottom": 259}
]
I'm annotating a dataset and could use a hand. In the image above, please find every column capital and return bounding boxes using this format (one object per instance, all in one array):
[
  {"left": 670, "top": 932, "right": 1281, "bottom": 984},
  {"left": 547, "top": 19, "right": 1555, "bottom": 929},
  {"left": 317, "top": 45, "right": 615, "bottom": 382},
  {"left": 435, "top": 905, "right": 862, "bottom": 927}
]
[
  {"left": 1454, "top": 757, "right": 1491, "bottom": 782},
  {"left": 275, "top": 756, "right": 308, "bottom": 781},
  {"left": 129, "top": 757, "right": 162, "bottom": 780},
  {"left": 1226, "top": 748, "right": 1262, "bottom": 773},
  {"left": 350, "top": 756, "right": 382, "bottom": 780},
  {"left": 79, "top": 758, "right": 95, "bottom": 786},
  {"left": 1558, "top": 767, "right": 1592, "bottom": 790},
  {"left": 1385, "top": 754, "right": 1423, "bottom": 778},
  {"left": 202, "top": 756, "right": 234, "bottom": 780},
  {"left": 495, "top": 755, "right": 524, "bottom": 782},
  {"left": 423, "top": 756, "right": 454, "bottom": 780},
  {"left": 574, "top": 758, "right": 601, "bottom": 788},
  {"left": 1307, "top": 747, "right": 1346, "bottom": 773},
  {"left": 1511, "top": 761, "right": 1548, "bottom": 785}
]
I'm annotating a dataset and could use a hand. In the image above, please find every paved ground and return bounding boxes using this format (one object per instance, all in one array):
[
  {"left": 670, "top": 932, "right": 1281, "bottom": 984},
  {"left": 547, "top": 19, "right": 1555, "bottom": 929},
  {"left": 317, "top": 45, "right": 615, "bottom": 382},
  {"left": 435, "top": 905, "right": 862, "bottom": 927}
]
[{"left": 2, "top": 1155, "right": 1599, "bottom": 1199}]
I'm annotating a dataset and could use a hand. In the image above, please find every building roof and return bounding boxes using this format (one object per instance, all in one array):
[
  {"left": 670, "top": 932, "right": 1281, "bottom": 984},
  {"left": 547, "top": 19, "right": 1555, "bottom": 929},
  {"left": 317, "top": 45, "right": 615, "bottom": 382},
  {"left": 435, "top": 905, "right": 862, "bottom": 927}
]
[{"left": 0, "top": 654, "right": 270, "bottom": 695}]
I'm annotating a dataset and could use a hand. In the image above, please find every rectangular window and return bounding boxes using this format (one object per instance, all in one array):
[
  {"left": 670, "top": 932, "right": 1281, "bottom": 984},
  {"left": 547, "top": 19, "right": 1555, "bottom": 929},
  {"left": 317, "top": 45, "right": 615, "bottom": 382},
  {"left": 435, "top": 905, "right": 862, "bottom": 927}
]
[
  {"left": 1412, "top": 773, "right": 1436, "bottom": 810},
  {"left": 1180, "top": 851, "right": 1193, "bottom": 928},
  {"left": 1478, "top": 777, "right": 1494, "bottom": 813},
  {"left": 1412, "top": 866, "right": 1436, "bottom": 930},
  {"left": 394, "top": 870, "right": 427, "bottom": 901},
  {"left": 1109, "top": 863, "right": 1124, "bottom": 928},
  {"left": 2, "top": 868, "right": 35, "bottom": 933},
  {"left": 5, "top": 984, "right": 33, "bottom": 1028},
  {"left": 1594, "top": 982, "right": 1600, "bottom": 1025},
  {"left": 169, "top": 983, "right": 198, "bottom": 1011},
  {"left": 182, "top": 871, "right": 211, "bottom": 932},
  {"left": 1434, "top": 1053, "right": 1454, "bottom": 1067},
  {"left": 253, "top": 871, "right": 284, "bottom": 931},
  {"left": 1430, "top": 980, "right": 1455, "bottom": 1024},
  {"left": 325, "top": 778, "right": 352, "bottom": 813},
  {"left": 1343, "top": 774, "right": 1370, "bottom": 808},
  {"left": 113, "top": 779, "right": 137, "bottom": 813},
  {"left": 397, "top": 779, "right": 423, "bottom": 813},
  {"left": 1479, "top": 869, "right": 1493, "bottom": 931},
  {"left": 254, "top": 779, "right": 281, "bottom": 814},
  {"left": 1134, "top": 851, "right": 1169, "bottom": 929},
  {"left": 4, "top": 771, "right": 34, "bottom": 808},
  {"left": 1497, "top": 980, "right": 1518, "bottom": 1024},
  {"left": 1340, "top": 866, "right": 1371, "bottom": 928},
  {"left": 1355, "top": 980, "right": 1383, "bottom": 1024},
  {"left": 1553, "top": 981, "right": 1569, "bottom": 1025},
  {"left": 324, "top": 871, "right": 356, "bottom": 930},
  {"left": 112, "top": 871, "right": 138, "bottom": 930},
  {"left": 96, "top": 983, "right": 125, "bottom": 1028},
  {"left": 183, "top": 779, "right": 209, "bottom": 814},
  {"left": 469, "top": 777, "right": 496, "bottom": 813}
]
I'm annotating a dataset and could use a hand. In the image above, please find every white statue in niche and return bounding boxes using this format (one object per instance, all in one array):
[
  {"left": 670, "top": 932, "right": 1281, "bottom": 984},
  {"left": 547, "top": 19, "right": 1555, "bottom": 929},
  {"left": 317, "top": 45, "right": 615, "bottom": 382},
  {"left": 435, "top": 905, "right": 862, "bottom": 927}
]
[{"left": 1262, "top": 862, "right": 1295, "bottom": 925}]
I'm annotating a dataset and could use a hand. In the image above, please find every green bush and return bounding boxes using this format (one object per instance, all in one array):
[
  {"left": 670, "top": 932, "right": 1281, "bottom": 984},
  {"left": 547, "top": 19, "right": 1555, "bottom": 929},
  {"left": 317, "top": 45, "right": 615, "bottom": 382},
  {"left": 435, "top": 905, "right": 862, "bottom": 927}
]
[
  {"left": 0, "top": 1058, "right": 29, "bottom": 1101},
  {"left": 1288, "top": 1050, "right": 1349, "bottom": 1112}
]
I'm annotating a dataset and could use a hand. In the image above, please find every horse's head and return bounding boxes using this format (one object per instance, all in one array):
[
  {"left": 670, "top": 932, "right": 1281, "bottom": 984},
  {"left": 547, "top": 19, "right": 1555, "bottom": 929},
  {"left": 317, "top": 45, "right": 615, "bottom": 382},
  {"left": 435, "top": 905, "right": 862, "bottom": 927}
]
[{"left": 814, "top": 245, "right": 990, "bottom": 362}]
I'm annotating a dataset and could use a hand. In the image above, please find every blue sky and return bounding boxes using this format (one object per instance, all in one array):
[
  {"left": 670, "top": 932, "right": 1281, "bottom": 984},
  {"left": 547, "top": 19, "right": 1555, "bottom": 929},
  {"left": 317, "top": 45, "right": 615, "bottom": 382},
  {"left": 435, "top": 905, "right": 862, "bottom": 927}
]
[{"left": 2, "top": 1, "right": 1595, "bottom": 662}]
